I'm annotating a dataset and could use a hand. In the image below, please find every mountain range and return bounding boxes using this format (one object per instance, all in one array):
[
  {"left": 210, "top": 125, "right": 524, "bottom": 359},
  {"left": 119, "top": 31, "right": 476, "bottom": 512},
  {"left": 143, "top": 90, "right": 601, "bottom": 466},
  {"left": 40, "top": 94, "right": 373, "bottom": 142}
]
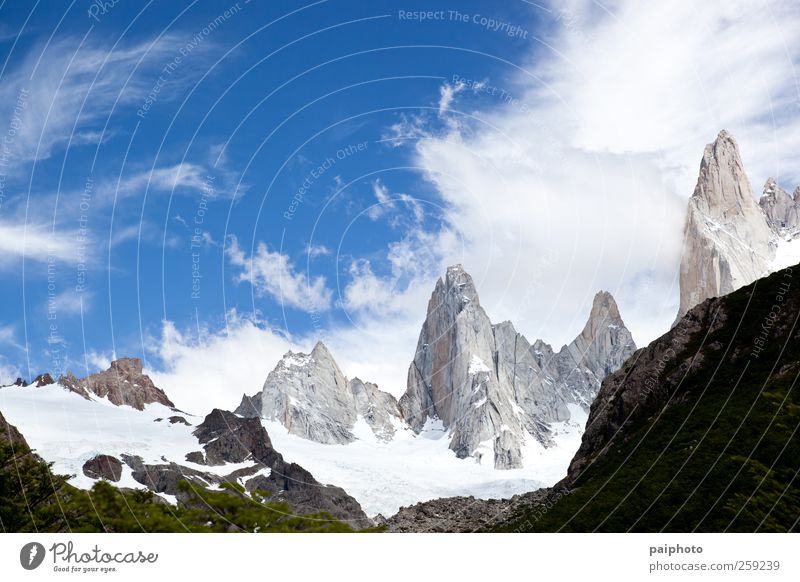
[{"left": 2, "top": 129, "right": 798, "bottom": 532}]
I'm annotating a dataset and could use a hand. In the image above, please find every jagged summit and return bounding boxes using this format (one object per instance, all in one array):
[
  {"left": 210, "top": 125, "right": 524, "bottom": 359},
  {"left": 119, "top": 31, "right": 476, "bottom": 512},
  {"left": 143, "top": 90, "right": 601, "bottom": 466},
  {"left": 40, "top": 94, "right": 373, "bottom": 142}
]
[
  {"left": 258, "top": 341, "right": 403, "bottom": 444},
  {"left": 578, "top": 291, "right": 623, "bottom": 340},
  {"left": 443, "top": 264, "right": 480, "bottom": 305},
  {"left": 399, "top": 266, "right": 636, "bottom": 469},
  {"left": 690, "top": 129, "right": 758, "bottom": 217},
  {"left": 675, "top": 130, "right": 775, "bottom": 322}
]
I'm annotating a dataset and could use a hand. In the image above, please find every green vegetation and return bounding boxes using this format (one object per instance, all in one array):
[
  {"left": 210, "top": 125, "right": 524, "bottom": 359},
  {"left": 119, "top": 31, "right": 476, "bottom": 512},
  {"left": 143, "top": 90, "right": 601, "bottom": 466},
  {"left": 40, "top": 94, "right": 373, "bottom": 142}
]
[
  {"left": 0, "top": 442, "right": 359, "bottom": 533},
  {"left": 497, "top": 266, "right": 800, "bottom": 532}
]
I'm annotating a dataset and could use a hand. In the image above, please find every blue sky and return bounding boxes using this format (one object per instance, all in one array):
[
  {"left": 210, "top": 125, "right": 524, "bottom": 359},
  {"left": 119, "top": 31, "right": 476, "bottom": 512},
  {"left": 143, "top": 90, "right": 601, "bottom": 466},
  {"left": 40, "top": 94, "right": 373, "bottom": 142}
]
[{"left": 1, "top": 0, "right": 800, "bottom": 411}]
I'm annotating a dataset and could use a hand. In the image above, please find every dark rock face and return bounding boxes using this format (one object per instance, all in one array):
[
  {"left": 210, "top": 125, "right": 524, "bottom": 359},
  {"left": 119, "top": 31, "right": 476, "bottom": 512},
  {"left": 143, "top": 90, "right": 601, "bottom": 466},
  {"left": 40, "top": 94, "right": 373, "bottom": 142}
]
[
  {"left": 184, "top": 451, "right": 206, "bottom": 465},
  {"left": 82, "top": 454, "right": 123, "bottom": 482},
  {"left": 194, "top": 408, "right": 280, "bottom": 466},
  {"left": 120, "top": 454, "right": 217, "bottom": 498},
  {"left": 167, "top": 416, "right": 190, "bottom": 425},
  {"left": 34, "top": 373, "right": 54, "bottom": 387},
  {"left": 191, "top": 409, "right": 370, "bottom": 526},
  {"left": 60, "top": 358, "right": 174, "bottom": 410},
  {"left": 233, "top": 392, "right": 262, "bottom": 418}
]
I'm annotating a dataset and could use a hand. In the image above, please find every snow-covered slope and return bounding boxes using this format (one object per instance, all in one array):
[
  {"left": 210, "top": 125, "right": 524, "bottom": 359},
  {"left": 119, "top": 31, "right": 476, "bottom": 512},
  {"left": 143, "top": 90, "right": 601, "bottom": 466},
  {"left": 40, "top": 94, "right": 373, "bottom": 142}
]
[
  {"left": 262, "top": 403, "right": 587, "bottom": 517},
  {"left": 0, "top": 378, "right": 372, "bottom": 524},
  {"left": 0, "top": 382, "right": 226, "bottom": 500}
]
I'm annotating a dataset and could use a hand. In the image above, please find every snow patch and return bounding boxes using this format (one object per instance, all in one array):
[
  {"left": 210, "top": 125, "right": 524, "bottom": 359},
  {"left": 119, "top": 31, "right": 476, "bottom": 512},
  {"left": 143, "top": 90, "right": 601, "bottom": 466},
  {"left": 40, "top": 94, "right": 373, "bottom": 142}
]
[{"left": 468, "top": 355, "right": 491, "bottom": 374}]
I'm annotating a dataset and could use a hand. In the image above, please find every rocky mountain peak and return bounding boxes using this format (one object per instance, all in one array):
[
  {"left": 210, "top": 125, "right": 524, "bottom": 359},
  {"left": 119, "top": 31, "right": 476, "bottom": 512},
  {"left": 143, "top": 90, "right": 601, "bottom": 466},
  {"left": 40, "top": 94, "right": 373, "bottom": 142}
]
[
  {"left": 33, "top": 373, "right": 54, "bottom": 387},
  {"left": 311, "top": 340, "right": 331, "bottom": 358},
  {"left": 400, "top": 265, "right": 636, "bottom": 469},
  {"left": 59, "top": 358, "right": 174, "bottom": 410},
  {"left": 109, "top": 357, "right": 144, "bottom": 375},
  {"left": 443, "top": 264, "right": 480, "bottom": 307},
  {"left": 675, "top": 130, "right": 775, "bottom": 322},
  {"left": 259, "top": 342, "right": 402, "bottom": 444},
  {"left": 691, "top": 128, "right": 755, "bottom": 219},
  {"left": 579, "top": 291, "right": 623, "bottom": 342}
]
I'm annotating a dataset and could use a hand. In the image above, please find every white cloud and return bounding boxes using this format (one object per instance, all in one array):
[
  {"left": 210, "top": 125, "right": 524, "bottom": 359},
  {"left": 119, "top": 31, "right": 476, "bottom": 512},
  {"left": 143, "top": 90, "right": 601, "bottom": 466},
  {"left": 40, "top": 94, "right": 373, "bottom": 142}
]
[
  {"left": 0, "top": 325, "right": 24, "bottom": 352},
  {"left": 147, "top": 313, "right": 297, "bottom": 413},
  {"left": 389, "top": 0, "right": 800, "bottom": 348},
  {"left": 365, "top": 179, "right": 425, "bottom": 225},
  {"left": 438, "top": 80, "right": 465, "bottom": 116},
  {"left": 0, "top": 221, "right": 82, "bottom": 269},
  {"left": 540, "top": 0, "right": 800, "bottom": 193},
  {"left": 0, "top": 357, "right": 21, "bottom": 384},
  {"left": 304, "top": 243, "right": 331, "bottom": 258},
  {"left": 226, "top": 235, "right": 333, "bottom": 313},
  {"left": 366, "top": 179, "right": 394, "bottom": 220}
]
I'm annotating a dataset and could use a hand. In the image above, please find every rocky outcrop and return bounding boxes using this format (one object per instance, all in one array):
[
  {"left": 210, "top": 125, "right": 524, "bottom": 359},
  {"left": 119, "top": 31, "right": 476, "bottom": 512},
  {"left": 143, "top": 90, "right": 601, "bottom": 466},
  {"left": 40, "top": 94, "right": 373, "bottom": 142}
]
[
  {"left": 399, "top": 266, "right": 635, "bottom": 469},
  {"left": 760, "top": 177, "right": 800, "bottom": 235},
  {"left": 349, "top": 377, "right": 402, "bottom": 440},
  {"left": 256, "top": 343, "right": 402, "bottom": 443},
  {"left": 400, "top": 266, "right": 532, "bottom": 468},
  {"left": 192, "top": 409, "right": 370, "bottom": 526},
  {"left": 82, "top": 454, "right": 123, "bottom": 482},
  {"left": 234, "top": 391, "right": 262, "bottom": 418},
  {"left": 261, "top": 343, "right": 357, "bottom": 444},
  {"left": 193, "top": 408, "right": 281, "bottom": 467},
  {"left": 60, "top": 358, "right": 174, "bottom": 410},
  {"left": 33, "top": 373, "right": 54, "bottom": 387},
  {"left": 675, "top": 130, "right": 775, "bottom": 322},
  {"left": 386, "top": 488, "right": 559, "bottom": 532}
]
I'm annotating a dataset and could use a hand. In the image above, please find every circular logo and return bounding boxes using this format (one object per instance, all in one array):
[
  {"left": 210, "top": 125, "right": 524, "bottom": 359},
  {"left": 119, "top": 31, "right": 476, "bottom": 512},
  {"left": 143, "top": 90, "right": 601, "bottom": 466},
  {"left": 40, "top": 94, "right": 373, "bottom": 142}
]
[{"left": 19, "top": 542, "right": 46, "bottom": 570}]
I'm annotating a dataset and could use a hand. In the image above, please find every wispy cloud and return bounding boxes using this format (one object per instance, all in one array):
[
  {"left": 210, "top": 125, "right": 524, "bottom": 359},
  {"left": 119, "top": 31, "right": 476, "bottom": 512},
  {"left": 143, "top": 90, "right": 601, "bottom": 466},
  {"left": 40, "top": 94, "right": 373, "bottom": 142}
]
[
  {"left": 109, "top": 163, "right": 209, "bottom": 201},
  {"left": 226, "top": 235, "right": 333, "bottom": 313},
  {"left": 366, "top": 179, "right": 425, "bottom": 224},
  {"left": 304, "top": 242, "right": 331, "bottom": 258},
  {"left": 0, "top": 36, "right": 176, "bottom": 167},
  {"left": 0, "top": 221, "right": 81, "bottom": 269},
  {"left": 47, "top": 289, "right": 92, "bottom": 316}
]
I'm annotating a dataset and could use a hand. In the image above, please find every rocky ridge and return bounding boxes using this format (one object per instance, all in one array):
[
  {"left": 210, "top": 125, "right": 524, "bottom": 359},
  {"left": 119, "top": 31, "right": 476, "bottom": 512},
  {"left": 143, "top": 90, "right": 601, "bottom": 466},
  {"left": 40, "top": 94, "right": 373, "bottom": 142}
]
[
  {"left": 248, "top": 265, "right": 635, "bottom": 471},
  {"left": 60, "top": 358, "right": 174, "bottom": 410}
]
